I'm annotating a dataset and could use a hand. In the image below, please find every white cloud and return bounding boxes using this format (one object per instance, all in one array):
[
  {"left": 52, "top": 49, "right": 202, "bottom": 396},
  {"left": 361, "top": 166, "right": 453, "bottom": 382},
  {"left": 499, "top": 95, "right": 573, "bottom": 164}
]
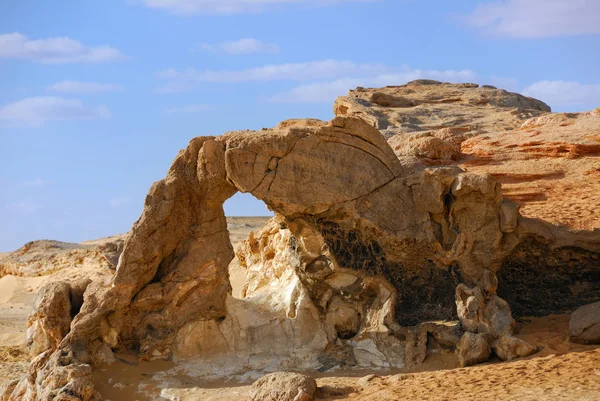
[
  {"left": 463, "top": 0, "right": 600, "bottom": 38},
  {"left": 196, "top": 38, "right": 279, "bottom": 54},
  {"left": 23, "top": 178, "right": 45, "bottom": 187},
  {"left": 522, "top": 80, "right": 600, "bottom": 109},
  {"left": 269, "top": 67, "right": 478, "bottom": 103},
  {"left": 139, "top": 0, "right": 377, "bottom": 15},
  {"left": 47, "top": 81, "right": 124, "bottom": 94},
  {"left": 157, "top": 60, "right": 388, "bottom": 91},
  {"left": 0, "top": 96, "right": 112, "bottom": 126},
  {"left": 14, "top": 199, "right": 39, "bottom": 213},
  {"left": 163, "top": 104, "right": 214, "bottom": 114},
  {"left": 0, "top": 32, "right": 126, "bottom": 64},
  {"left": 154, "top": 82, "right": 195, "bottom": 94},
  {"left": 110, "top": 197, "right": 130, "bottom": 208}
]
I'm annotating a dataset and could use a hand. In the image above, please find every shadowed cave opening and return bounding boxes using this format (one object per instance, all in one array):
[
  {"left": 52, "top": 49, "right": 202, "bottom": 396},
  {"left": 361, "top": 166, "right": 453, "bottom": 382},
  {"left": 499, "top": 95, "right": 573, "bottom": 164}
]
[
  {"left": 498, "top": 236, "right": 600, "bottom": 317},
  {"left": 310, "top": 219, "right": 461, "bottom": 326}
]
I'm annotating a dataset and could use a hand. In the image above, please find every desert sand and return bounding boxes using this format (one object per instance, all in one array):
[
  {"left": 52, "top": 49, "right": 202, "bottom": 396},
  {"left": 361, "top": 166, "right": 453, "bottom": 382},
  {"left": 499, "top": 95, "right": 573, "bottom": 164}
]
[{"left": 37, "top": 316, "right": 600, "bottom": 401}]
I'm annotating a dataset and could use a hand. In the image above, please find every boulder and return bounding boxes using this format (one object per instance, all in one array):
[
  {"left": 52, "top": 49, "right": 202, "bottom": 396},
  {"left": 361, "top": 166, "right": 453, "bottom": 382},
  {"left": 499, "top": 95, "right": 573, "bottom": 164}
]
[
  {"left": 250, "top": 372, "right": 317, "bottom": 401},
  {"left": 25, "top": 282, "right": 72, "bottom": 357},
  {"left": 492, "top": 335, "right": 538, "bottom": 361},
  {"left": 455, "top": 271, "right": 536, "bottom": 364},
  {"left": 569, "top": 302, "right": 600, "bottom": 344},
  {"left": 457, "top": 332, "right": 490, "bottom": 367}
]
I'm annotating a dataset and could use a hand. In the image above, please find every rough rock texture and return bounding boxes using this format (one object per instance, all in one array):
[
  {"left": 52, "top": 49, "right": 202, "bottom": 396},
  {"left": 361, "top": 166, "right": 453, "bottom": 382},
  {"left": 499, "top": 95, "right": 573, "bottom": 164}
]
[
  {"left": 0, "top": 236, "right": 125, "bottom": 278},
  {"left": 457, "top": 332, "right": 490, "bottom": 367},
  {"left": 335, "top": 82, "right": 600, "bottom": 319},
  {"left": 25, "top": 279, "right": 92, "bottom": 359},
  {"left": 455, "top": 271, "right": 537, "bottom": 364},
  {"left": 250, "top": 372, "right": 317, "bottom": 401},
  {"left": 402, "top": 321, "right": 462, "bottom": 366},
  {"left": 5, "top": 82, "right": 600, "bottom": 400},
  {"left": 334, "top": 82, "right": 599, "bottom": 231},
  {"left": 25, "top": 282, "right": 72, "bottom": 358},
  {"left": 570, "top": 302, "right": 600, "bottom": 344},
  {"left": 461, "top": 110, "right": 600, "bottom": 230}
]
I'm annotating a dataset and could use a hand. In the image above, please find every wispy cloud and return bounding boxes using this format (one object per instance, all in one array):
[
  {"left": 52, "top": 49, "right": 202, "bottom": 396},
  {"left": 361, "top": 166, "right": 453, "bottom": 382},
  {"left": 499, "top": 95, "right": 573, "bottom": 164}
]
[
  {"left": 268, "top": 67, "right": 478, "bottom": 103},
  {"left": 0, "top": 32, "right": 126, "bottom": 64},
  {"left": 157, "top": 59, "right": 388, "bottom": 91},
  {"left": 157, "top": 60, "right": 481, "bottom": 101},
  {"left": 522, "top": 80, "right": 600, "bottom": 110},
  {"left": 163, "top": 104, "right": 214, "bottom": 114},
  {"left": 14, "top": 199, "right": 39, "bottom": 213},
  {"left": 462, "top": 0, "right": 600, "bottom": 38},
  {"left": 138, "top": 0, "right": 378, "bottom": 15},
  {"left": 154, "top": 82, "right": 195, "bottom": 94},
  {"left": 0, "top": 96, "right": 112, "bottom": 126},
  {"left": 109, "top": 196, "right": 130, "bottom": 208},
  {"left": 195, "top": 38, "right": 279, "bottom": 54},
  {"left": 47, "top": 81, "right": 124, "bottom": 94},
  {"left": 23, "top": 178, "right": 45, "bottom": 187}
]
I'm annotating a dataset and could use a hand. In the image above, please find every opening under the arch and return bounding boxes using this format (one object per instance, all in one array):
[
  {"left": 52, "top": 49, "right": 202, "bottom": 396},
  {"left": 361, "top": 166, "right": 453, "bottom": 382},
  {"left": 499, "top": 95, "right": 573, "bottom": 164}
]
[{"left": 224, "top": 192, "right": 273, "bottom": 298}]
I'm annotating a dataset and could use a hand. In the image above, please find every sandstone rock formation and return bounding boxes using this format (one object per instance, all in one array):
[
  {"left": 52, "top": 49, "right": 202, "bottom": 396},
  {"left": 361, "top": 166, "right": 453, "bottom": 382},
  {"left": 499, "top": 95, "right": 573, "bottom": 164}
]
[
  {"left": 457, "top": 332, "right": 490, "bottom": 367},
  {"left": 335, "top": 82, "right": 600, "bottom": 318},
  {"left": 4, "top": 81, "right": 600, "bottom": 401},
  {"left": 0, "top": 236, "right": 125, "bottom": 278},
  {"left": 250, "top": 372, "right": 317, "bottom": 401},
  {"left": 25, "top": 279, "right": 92, "bottom": 358},
  {"left": 569, "top": 302, "right": 600, "bottom": 344},
  {"left": 455, "top": 270, "right": 537, "bottom": 365},
  {"left": 334, "top": 81, "right": 599, "bottom": 231}
]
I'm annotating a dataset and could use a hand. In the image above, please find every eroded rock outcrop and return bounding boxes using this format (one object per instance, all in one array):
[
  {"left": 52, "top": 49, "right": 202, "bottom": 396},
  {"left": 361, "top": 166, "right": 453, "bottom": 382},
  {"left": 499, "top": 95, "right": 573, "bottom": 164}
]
[
  {"left": 335, "top": 82, "right": 600, "bottom": 231},
  {"left": 455, "top": 270, "right": 536, "bottom": 366},
  {"left": 335, "top": 82, "right": 600, "bottom": 319},
  {"left": 5, "top": 82, "right": 600, "bottom": 400},
  {"left": 0, "top": 236, "right": 125, "bottom": 278},
  {"left": 24, "top": 279, "right": 93, "bottom": 359}
]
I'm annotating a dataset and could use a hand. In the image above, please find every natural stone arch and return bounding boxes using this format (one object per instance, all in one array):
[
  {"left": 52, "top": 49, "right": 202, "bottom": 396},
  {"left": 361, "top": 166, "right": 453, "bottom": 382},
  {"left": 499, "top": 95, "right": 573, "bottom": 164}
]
[
  {"left": 5, "top": 116, "right": 524, "bottom": 400},
  {"left": 92, "top": 116, "right": 419, "bottom": 360}
]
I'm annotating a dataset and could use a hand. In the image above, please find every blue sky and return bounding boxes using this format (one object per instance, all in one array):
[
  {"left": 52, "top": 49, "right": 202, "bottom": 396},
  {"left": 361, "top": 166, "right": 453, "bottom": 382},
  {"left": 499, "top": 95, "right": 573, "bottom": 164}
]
[{"left": 0, "top": 0, "right": 599, "bottom": 251}]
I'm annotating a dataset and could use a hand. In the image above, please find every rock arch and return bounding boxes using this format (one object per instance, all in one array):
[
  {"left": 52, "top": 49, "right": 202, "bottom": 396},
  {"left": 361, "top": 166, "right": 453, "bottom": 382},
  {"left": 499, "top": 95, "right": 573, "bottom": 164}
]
[{"left": 4, "top": 116, "right": 527, "bottom": 400}]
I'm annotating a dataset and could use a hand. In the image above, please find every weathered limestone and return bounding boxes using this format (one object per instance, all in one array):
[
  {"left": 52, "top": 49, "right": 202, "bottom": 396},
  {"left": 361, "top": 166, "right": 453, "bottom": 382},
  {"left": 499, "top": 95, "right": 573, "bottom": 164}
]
[
  {"left": 455, "top": 270, "right": 537, "bottom": 366},
  {"left": 457, "top": 332, "right": 490, "bottom": 367},
  {"left": 250, "top": 372, "right": 317, "bottom": 401},
  {"left": 25, "top": 279, "right": 93, "bottom": 359},
  {"left": 569, "top": 302, "right": 600, "bottom": 344},
  {"left": 25, "top": 282, "right": 72, "bottom": 358},
  {"left": 6, "top": 82, "right": 600, "bottom": 400},
  {"left": 7, "top": 115, "right": 518, "bottom": 400}
]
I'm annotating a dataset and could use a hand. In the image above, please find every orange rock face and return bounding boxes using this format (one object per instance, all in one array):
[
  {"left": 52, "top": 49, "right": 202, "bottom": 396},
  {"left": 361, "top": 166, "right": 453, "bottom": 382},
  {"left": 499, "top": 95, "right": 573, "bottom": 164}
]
[
  {"left": 335, "top": 82, "right": 599, "bottom": 230},
  {"left": 461, "top": 109, "right": 600, "bottom": 230}
]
